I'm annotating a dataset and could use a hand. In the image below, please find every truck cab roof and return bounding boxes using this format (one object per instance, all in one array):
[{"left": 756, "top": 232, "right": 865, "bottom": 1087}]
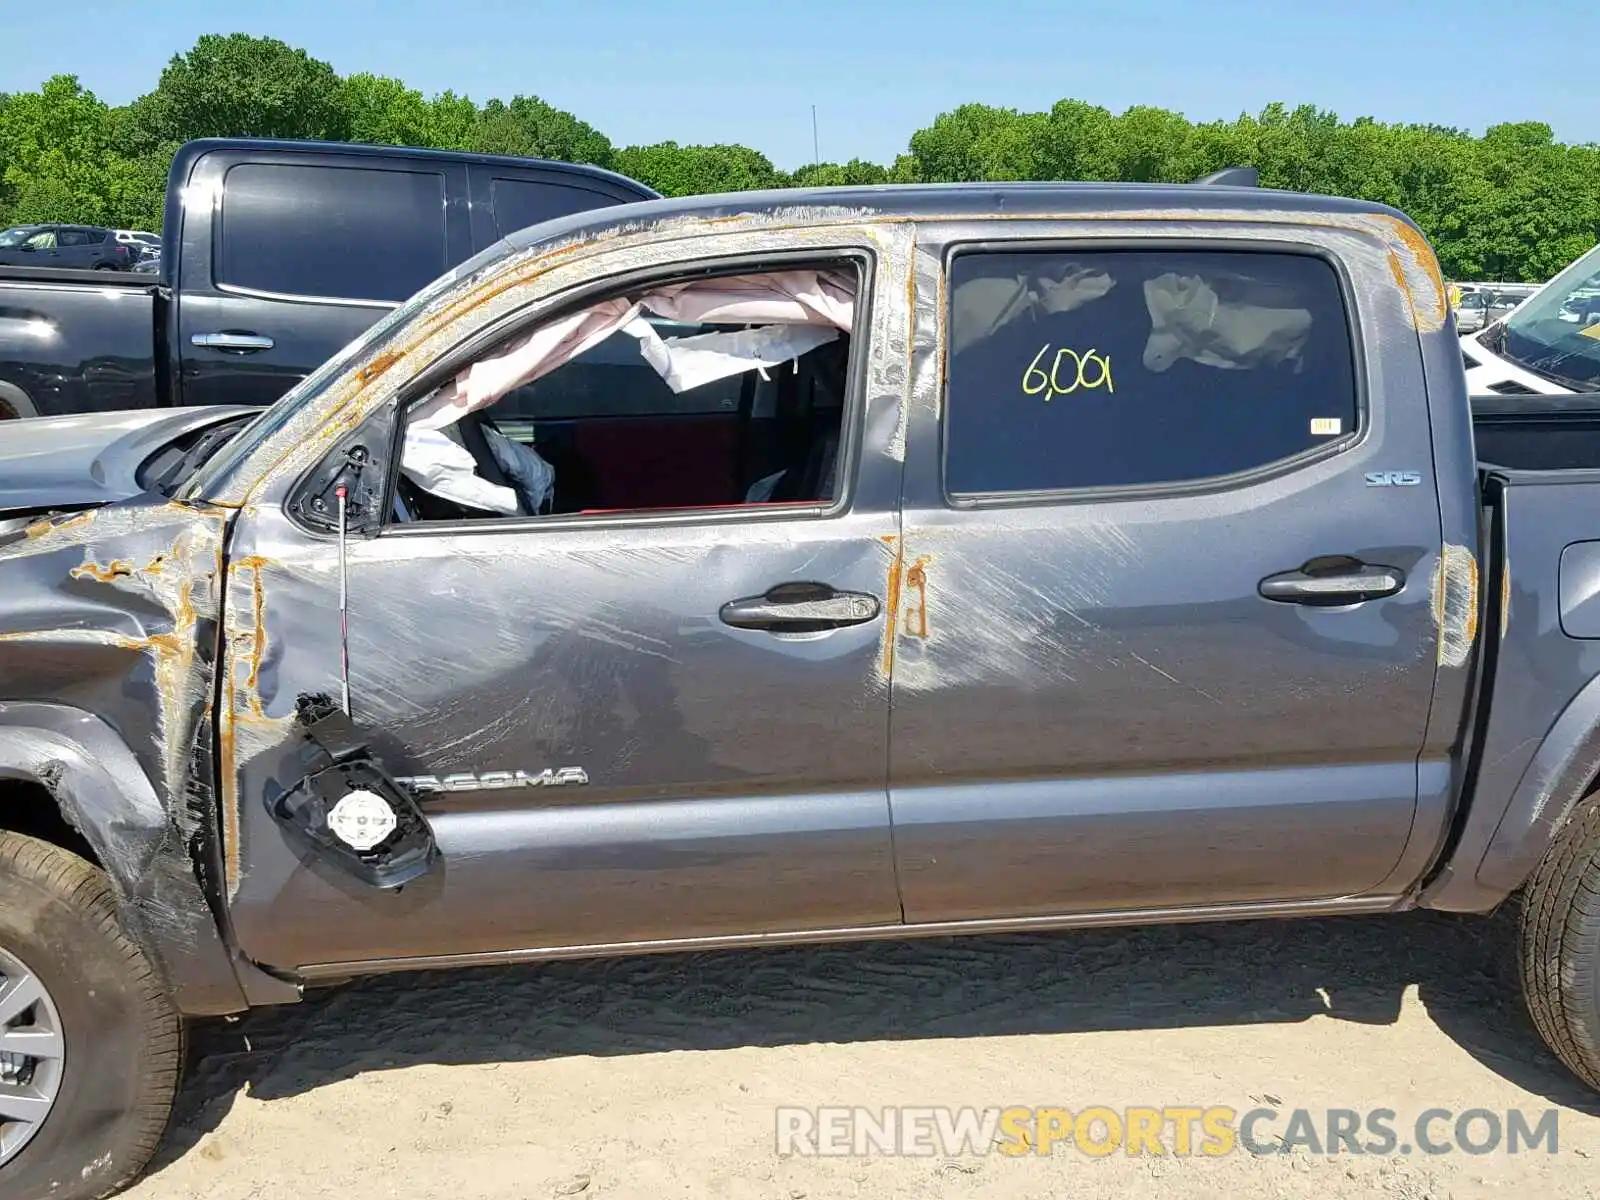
[
  {"left": 504, "top": 177, "right": 1413, "bottom": 247},
  {"left": 168, "top": 137, "right": 663, "bottom": 202}
]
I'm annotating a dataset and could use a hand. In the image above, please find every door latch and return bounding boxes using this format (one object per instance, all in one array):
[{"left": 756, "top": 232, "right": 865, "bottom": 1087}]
[
  {"left": 1258, "top": 557, "right": 1406, "bottom": 606},
  {"left": 191, "top": 332, "right": 275, "bottom": 352},
  {"left": 720, "top": 582, "right": 882, "bottom": 632}
]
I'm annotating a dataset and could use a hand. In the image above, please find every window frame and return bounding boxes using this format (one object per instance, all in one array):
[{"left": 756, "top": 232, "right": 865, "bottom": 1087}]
[
  {"left": 938, "top": 237, "right": 1371, "bottom": 511},
  {"left": 213, "top": 161, "right": 450, "bottom": 308},
  {"left": 354, "top": 247, "right": 877, "bottom": 540}
]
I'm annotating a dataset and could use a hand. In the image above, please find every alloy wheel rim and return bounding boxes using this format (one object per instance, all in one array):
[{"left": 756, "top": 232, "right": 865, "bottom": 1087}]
[{"left": 0, "top": 945, "right": 65, "bottom": 1167}]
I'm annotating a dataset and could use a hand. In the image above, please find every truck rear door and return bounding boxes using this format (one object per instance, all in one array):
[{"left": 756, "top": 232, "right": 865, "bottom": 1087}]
[
  {"left": 173, "top": 148, "right": 472, "bottom": 408},
  {"left": 888, "top": 221, "right": 1449, "bottom": 922}
]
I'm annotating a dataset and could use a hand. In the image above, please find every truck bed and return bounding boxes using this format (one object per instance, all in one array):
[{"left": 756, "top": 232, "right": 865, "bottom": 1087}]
[
  {"left": 1473, "top": 392, "right": 1600, "bottom": 471},
  {"left": 0, "top": 266, "right": 159, "bottom": 414}
]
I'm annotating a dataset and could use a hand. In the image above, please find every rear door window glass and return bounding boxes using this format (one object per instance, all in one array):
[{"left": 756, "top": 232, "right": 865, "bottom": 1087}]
[
  {"left": 944, "top": 249, "right": 1359, "bottom": 495},
  {"left": 218, "top": 162, "right": 447, "bottom": 303},
  {"left": 490, "top": 177, "right": 623, "bottom": 240}
]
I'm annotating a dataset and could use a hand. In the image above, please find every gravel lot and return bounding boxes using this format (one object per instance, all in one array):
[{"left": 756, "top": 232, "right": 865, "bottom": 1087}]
[{"left": 127, "top": 906, "right": 1600, "bottom": 1199}]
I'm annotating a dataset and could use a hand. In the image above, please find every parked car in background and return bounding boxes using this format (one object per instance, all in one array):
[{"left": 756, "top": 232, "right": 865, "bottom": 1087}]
[
  {"left": 1453, "top": 286, "right": 1530, "bottom": 333},
  {"left": 1454, "top": 287, "right": 1491, "bottom": 332},
  {"left": 1486, "top": 284, "right": 1538, "bottom": 325},
  {"left": 114, "top": 230, "right": 162, "bottom": 272},
  {"left": 1562, "top": 286, "right": 1600, "bottom": 326},
  {"left": 1463, "top": 242, "right": 1600, "bottom": 394},
  {"left": 0, "top": 138, "right": 659, "bottom": 418},
  {"left": 114, "top": 229, "right": 160, "bottom": 251},
  {"left": 0, "top": 224, "right": 137, "bottom": 271}
]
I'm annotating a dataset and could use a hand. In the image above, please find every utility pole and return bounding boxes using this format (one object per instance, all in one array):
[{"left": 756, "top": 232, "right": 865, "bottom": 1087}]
[{"left": 812, "top": 105, "right": 820, "bottom": 165}]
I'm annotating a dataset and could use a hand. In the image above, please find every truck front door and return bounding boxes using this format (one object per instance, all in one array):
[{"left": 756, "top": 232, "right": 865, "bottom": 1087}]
[
  {"left": 888, "top": 225, "right": 1450, "bottom": 922},
  {"left": 214, "top": 229, "right": 912, "bottom": 973}
]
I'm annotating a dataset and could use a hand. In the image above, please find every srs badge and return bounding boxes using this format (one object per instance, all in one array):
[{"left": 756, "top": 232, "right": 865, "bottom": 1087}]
[{"left": 1365, "top": 470, "right": 1423, "bottom": 487}]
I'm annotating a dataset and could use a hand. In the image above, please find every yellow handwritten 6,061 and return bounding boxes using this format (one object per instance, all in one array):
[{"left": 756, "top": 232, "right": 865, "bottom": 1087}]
[{"left": 1022, "top": 345, "right": 1114, "bottom": 400}]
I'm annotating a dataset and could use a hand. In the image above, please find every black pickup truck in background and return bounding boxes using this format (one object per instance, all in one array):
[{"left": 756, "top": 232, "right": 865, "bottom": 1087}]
[{"left": 0, "top": 138, "right": 659, "bottom": 420}]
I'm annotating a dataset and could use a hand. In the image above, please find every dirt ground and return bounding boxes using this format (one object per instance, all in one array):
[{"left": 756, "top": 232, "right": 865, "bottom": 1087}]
[{"left": 127, "top": 907, "right": 1600, "bottom": 1200}]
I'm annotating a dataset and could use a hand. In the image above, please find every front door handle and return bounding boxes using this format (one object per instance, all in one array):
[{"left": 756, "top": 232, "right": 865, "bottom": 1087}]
[
  {"left": 1259, "top": 559, "right": 1405, "bottom": 606},
  {"left": 720, "top": 582, "right": 881, "bottom": 631},
  {"left": 191, "top": 331, "right": 275, "bottom": 352}
]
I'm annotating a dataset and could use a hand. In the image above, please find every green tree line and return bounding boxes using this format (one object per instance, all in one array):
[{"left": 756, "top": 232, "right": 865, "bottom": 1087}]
[{"left": 3, "top": 33, "right": 1596, "bottom": 281}]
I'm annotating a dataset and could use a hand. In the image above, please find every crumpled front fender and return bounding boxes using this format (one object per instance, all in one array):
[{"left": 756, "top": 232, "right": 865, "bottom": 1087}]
[
  {"left": 0, "top": 705, "right": 270, "bottom": 1016},
  {"left": 0, "top": 497, "right": 300, "bottom": 1014}
]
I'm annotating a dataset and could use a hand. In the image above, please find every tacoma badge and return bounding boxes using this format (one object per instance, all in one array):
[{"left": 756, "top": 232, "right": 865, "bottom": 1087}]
[{"left": 396, "top": 768, "right": 590, "bottom": 794}]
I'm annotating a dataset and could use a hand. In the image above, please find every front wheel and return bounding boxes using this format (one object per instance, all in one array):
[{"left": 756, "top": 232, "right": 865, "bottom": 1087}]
[
  {"left": 0, "top": 833, "right": 182, "bottom": 1199},
  {"left": 1519, "top": 799, "right": 1600, "bottom": 1090}
]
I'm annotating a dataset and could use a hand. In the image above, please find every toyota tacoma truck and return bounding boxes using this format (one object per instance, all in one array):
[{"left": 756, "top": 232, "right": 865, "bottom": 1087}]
[
  {"left": 0, "top": 136, "right": 658, "bottom": 420},
  {"left": 5, "top": 177, "right": 1600, "bottom": 1198}
]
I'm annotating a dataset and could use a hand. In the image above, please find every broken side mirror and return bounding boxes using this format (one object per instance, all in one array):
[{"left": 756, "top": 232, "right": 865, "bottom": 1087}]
[
  {"left": 265, "top": 692, "right": 439, "bottom": 889},
  {"left": 289, "top": 403, "right": 396, "bottom": 536}
]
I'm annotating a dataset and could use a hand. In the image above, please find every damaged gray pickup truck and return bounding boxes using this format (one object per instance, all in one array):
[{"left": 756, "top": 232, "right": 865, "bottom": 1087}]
[{"left": 5, "top": 178, "right": 1600, "bottom": 1197}]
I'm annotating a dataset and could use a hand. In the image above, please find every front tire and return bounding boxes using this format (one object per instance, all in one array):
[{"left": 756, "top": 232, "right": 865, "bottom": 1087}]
[
  {"left": 1519, "top": 799, "right": 1600, "bottom": 1090},
  {"left": 0, "top": 833, "right": 182, "bottom": 1199}
]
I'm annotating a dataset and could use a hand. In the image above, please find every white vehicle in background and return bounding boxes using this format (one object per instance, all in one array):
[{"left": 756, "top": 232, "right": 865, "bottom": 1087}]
[
  {"left": 1453, "top": 283, "right": 1538, "bottom": 334},
  {"left": 114, "top": 229, "right": 162, "bottom": 273},
  {"left": 1455, "top": 288, "right": 1491, "bottom": 333},
  {"left": 1461, "top": 244, "right": 1600, "bottom": 394}
]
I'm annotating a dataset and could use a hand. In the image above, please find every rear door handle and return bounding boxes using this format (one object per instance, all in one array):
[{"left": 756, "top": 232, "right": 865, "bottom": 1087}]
[
  {"left": 1259, "top": 560, "right": 1405, "bottom": 606},
  {"left": 191, "top": 332, "right": 275, "bottom": 352},
  {"left": 720, "top": 583, "right": 881, "bottom": 631}
]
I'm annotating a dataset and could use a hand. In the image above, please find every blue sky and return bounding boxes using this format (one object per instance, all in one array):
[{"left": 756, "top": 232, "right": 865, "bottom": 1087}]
[{"left": 5, "top": 0, "right": 1594, "bottom": 169}]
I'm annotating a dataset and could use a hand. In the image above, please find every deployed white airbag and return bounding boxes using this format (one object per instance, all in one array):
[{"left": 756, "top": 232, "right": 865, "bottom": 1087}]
[
  {"left": 642, "top": 269, "right": 856, "bottom": 330},
  {"left": 625, "top": 319, "right": 841, "bottom": 394},
  {"left": 400, "top": 269, "right": 857, "bottom": 512},
  {"left": 1142, "top": 272, "right": 1312, "bottom": 373},
  {"left": 398, "top": 426, "right": 557, "bottom": 516},
  {"left": 409, "top": 299, "right": 638, "bottom": 434},
  {"left": 951, "top": 265, "right": 1116, "bottom": 353},
  {"left": 399, "top": 427, "right": 522, "bottom": 515}
]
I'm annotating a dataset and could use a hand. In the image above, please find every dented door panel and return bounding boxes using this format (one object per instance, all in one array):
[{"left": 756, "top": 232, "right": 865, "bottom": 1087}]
[
  {"left": 215, "top": 225, "right": 914, "bottom": 971},
  {"left": 220, "top": 505, "right": 902, "bottom": 967},
  {"left": 887, "top": 221, "right": 1448, "bottom": 920}
]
